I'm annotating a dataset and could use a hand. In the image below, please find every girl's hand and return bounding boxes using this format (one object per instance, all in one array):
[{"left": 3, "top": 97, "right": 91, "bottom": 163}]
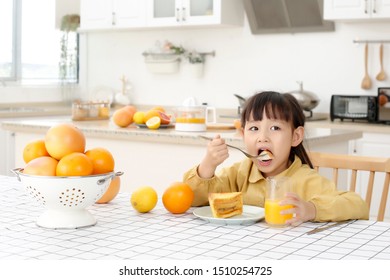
[
  {"left": 280, "top": 192, "right": 316, "bottom": 225},
  {"left": 197, "top": 135, "right": 229, "bottom": 178}
]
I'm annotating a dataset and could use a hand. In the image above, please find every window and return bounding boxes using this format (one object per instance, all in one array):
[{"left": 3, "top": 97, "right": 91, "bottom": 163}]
[
  {"left": 0, "top": 0, "right": 15, "bottom": 81},
  {"left": 0, "top": 0, "right": 79, "bottom": 85}
]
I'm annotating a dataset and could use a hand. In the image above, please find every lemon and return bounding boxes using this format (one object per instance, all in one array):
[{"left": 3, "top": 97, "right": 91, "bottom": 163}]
[
  {"left": 130, "top": 186, "right": 158, "bottom": 213},
  {"left": 146, "top": 116, "right": 161, "bottom": 130},
  {"left": 133, "top": 111, "right": 146, "bottom": 124}
]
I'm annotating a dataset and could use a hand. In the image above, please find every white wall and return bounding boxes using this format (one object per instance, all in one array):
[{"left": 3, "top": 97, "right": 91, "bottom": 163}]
[
  {"left": 81, "top": 19, "right": 390, "bottom": 113},
  {"left": 2, "top": 17, "right": 390, "bottom": 113}
]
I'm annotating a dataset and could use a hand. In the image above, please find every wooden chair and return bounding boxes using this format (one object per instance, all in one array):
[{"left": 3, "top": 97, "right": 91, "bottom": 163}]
[{"left": 309, "top": 152, "right": 390, "bottom": 221}]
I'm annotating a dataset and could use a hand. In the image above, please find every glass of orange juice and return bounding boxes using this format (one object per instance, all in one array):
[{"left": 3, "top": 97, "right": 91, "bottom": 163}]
[{"left": 265, "top": 177, "right": 294, "bottom": 227}]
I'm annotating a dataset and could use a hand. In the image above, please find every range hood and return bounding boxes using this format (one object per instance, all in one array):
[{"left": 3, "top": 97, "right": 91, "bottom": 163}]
[{"left": 243, "top": 0, "right": 334, "bottom": 34}]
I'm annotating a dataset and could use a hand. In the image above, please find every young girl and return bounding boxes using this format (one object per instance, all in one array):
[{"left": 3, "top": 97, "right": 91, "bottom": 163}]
[{"left": 183, "top": 91, "right": 369, "bottom": 224}]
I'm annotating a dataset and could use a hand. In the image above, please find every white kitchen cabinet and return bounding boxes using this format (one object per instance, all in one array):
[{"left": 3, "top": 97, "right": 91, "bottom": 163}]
[
  {"left": 146, "top": 0, "right": 243, "bottom": 27},
  {"left": 80, "top": 0, "right": 147, "bottom": 30},
  {"left": 324, "top": 0, "right": 390, "bottom": 21},
  {"left": 353, "top": 132, "right": 390, "bottom": 221},
  {"left": 354, "top": 132, "right": 390, "bottom": 157}
]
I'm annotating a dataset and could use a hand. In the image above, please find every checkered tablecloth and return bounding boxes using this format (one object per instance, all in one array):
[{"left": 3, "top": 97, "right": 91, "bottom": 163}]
[{"left": 1, "top": 175, "right": 390, "bottom": 260}]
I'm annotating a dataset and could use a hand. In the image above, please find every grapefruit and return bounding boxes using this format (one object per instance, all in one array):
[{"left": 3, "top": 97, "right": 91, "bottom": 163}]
[
  {"left": 23, "top": 156, "right": 58, "bottom": 176},
  {"left": 45, "top": 123, "right": 86, "bottom": 160},
  {"left": 96, "top": 176, "right": 121, "bottom": 204},
  {"left": 112, "top": 108, "right": 134, "bottom": 127}
]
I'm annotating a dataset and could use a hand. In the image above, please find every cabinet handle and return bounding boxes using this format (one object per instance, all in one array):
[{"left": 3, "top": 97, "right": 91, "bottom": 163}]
[
  {"left": 364, "top": 0, "right": 368, "bottom": 14},
  {"left": 373, "top": 0, "right": 377, "bottom": 13},
  {"left": 176, "top": 8, "right": 180, "bottom": 22},
  {"left": 182, "top": 7, "right": 186, "bottom": 21},
  {"left": 112, "top": 12, "right": 116, "bottom": 25}
]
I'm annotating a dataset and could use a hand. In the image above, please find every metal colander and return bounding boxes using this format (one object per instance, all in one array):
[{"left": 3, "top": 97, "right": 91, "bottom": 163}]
[{"left": 12, "top": 168, "right": 123, "bottom": 229}]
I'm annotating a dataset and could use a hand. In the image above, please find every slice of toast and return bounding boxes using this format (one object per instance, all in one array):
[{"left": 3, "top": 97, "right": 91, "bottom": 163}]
[{"left": 208, "top": 192, "right": 243, "bottom": 218}]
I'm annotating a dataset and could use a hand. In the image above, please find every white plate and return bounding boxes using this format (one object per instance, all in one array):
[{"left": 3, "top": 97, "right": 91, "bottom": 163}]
[
  {"left": 136, "top": 124, "right": 174, "bottom": 129},
  {"left": 193, "top": 205, "right": 264, "bottom": 225}
]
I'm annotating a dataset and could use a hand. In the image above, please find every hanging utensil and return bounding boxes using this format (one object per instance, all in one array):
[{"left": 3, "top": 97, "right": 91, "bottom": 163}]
[
  {"left": 361, "top": 43, "right": 372, "bottom": 89},
  {"left": 376, "top": 43, "right": 386, "bottom": 81}
]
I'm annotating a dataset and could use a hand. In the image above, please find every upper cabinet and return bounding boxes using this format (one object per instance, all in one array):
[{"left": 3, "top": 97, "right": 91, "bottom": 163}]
[
  {"left": 324, "top": 0, "right": 390, "bottom": 21},
  {"left": 147, "top": 0, "right": 243, "bottom": 27},
  {"left": 79, "top": 0, "right": 243, "bottom": 31},
  {"left": 80, "top": 0, "right": 147, "bottom": 30}
]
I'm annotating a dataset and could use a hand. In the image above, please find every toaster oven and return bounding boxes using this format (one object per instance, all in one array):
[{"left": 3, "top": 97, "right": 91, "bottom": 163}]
[{"left": 330, "top": 95, "right": 377, "bottom": 122}]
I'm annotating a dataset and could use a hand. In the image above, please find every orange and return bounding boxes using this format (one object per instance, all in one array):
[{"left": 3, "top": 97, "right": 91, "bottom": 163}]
[
  {"left": 96, "top": 175, "right": 121, "bottom": 204},
  {"left": 85, "top": 147, "right": 115, "bottom": 175},
  {"left": 112, "top": 108, "right": 134, "bottom": 127},
  {"left": 23, "top": 156, "right": 58, "bottom": 176},
  {"left": 162, "top": 182, "right": 194, "bottom": 214},
  {"left": 56, "top": 152, "right": 93, "bottom": 176},
  {"left": 143, "top": 109, "right": 161, "bottom": 123},
  {"left": 45, "top": 123, "right": 86, "bottom": 160},
  {"left": 23, "top": 139, "right": 50, "bottom": 163}
]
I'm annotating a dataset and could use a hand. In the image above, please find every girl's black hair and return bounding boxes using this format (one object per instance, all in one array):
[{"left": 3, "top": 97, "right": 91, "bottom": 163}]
[{"left": 241, "top": 91, "right": 313, "bottom": 168}]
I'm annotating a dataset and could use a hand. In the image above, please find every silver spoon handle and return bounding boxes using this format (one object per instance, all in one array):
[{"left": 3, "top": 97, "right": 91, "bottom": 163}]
[{"left": 198, "top": 135, "right": 254, "bottom": 158}]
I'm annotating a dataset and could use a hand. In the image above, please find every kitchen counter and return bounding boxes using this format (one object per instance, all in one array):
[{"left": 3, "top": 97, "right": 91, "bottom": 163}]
[
  {"left": 1, "top": 117, "right": 363, "bottom": 148},
  {"left": 1, "top": 175, "right": 389, "bottom": 260},
  {"left": 305, "top": 118, "right": 390, "bottom": 134},
  {"left": 0, "top": 102, "right": 71, "bottom": 118}
]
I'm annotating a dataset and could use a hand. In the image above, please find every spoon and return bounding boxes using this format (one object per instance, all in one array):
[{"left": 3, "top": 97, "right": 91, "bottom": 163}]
[
  {"left": 361, "top": 43, "right": 372, "bottom": 90},
  {"left": 198, "top": 135, "right": 269, "bottom": 159},
  {"left": 376, "top": 43, "right": 386, "bottom": 81}
]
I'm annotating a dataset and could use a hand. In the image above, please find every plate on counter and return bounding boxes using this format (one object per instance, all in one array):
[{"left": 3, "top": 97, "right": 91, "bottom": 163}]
[
  {"left": 136, "top": 124, "right": 175, "bottom": 129},
  {"left": 193, "top": 205, "right": 264, "bottom": 225}
]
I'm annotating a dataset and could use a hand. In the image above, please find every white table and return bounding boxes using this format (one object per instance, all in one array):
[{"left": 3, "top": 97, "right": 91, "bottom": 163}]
[{"left": 1, "top": 175, "right": 389, "bottom": 260}]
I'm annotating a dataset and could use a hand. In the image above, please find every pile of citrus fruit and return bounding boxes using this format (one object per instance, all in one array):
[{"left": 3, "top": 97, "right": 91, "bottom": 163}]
[
  {"left": 130, "top": 182, "right": 194, "bottom": 214},
  {"left": 22, "top": 123, "right": 120, "bottom": 204},
  {"left": 112, "top": 105, "right": 171, "bottom": 130}
]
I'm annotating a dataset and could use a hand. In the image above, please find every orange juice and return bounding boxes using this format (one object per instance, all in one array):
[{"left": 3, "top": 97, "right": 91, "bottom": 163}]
[
  {"left": 264, "top": 199, "right": 293, "bottom": 226},
  {"left": 175, "top": 117, "right": 205, "bottom": 124}
]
